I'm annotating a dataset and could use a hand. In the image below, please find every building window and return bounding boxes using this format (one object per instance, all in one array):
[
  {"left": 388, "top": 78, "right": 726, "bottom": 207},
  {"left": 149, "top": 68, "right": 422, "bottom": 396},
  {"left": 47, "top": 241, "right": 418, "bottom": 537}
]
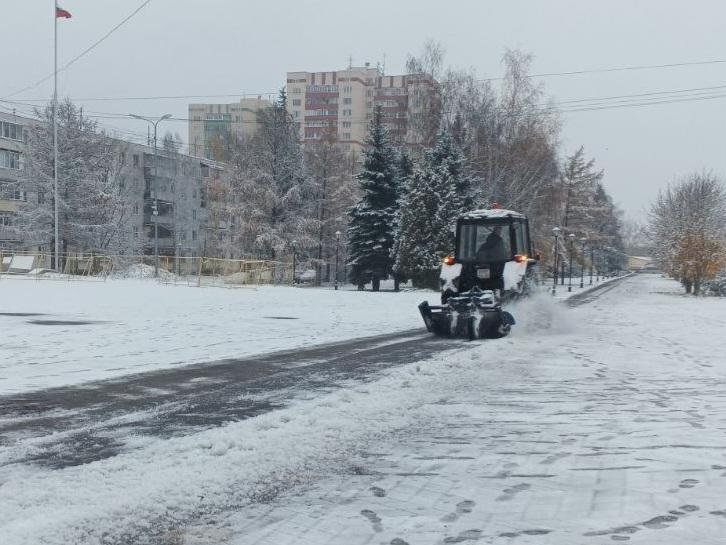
[
  {"left": 292, "top": 99, "right": 301, "bottom": 106},
  {"left": 291, "top": 87, "right": 301, "bottom": 94},
  {"left": 341, "top": 121, "right": 351, "bottom": 128},
  {"left": 0, "top": 149, "right": 20, "bottom": 170},
  {"left": 192, "top": 209, "right": 197, "bottom": 220},
  {"left": 343, "top": 97, "right": 352, "bottom": 105},
  {"left": 342, "top": 109, "right": 351, "bottom": 116},
  {"left": 133, "top": 154, "right": 139, "bottom": 167},
  {"left": 0, "top": 212, "right": 12, "bottom": 226},
  {"left": 343, "top": 132, "right": 351, "bottom": 140},
  {"left": 192, "top": 230, "right": 197, "bottom": 241},
  {"left": 133, "top": 226, "right": 139, "bottom": 239},
  {"left": 180, "top": 231, "right": 186, "bottom": 241},
  {"left": 133, "top": 202, "right": 139, "bottom": 214},
  {"left": 38, "top": 191, "right": 45, "bottom": 204},
  {"left": 0, "top": 121, "right": 23, "bottom": 141}
]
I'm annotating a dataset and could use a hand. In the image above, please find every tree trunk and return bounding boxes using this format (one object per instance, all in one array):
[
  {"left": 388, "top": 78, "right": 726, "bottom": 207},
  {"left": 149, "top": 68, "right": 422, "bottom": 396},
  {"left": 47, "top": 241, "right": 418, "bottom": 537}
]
[
  {"left": 393, "top": 276, "right": 400, "bottom": 292},
  {"left": 372, "top": 277, "right": 380, "bottom": 292}
]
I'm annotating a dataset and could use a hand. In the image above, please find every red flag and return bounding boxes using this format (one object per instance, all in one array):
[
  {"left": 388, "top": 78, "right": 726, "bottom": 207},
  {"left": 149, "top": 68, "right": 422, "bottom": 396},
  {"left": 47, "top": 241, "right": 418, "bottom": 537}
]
[{"left": 56, "top": 6, "right": 72, "bottom": 19}]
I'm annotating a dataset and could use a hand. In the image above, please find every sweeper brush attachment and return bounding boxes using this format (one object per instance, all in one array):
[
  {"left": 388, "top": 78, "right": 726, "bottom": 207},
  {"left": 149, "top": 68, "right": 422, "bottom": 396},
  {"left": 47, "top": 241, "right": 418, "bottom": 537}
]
[{"left": 419, "top": 288, "right": 516, "bottom": 340}]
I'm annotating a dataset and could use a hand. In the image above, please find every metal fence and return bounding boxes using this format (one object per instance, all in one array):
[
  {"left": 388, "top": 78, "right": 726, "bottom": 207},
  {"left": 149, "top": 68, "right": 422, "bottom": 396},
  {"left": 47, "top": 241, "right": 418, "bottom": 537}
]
[{"left": 0, "top": 251, "right": 293, "bottom": 287}]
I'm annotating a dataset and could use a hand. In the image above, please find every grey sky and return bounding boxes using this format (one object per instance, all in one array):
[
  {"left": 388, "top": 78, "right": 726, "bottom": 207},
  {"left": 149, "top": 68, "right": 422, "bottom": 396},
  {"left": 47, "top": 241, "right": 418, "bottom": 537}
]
[{"left": 3, "top": 0, "right": 726, "bottom": 220}]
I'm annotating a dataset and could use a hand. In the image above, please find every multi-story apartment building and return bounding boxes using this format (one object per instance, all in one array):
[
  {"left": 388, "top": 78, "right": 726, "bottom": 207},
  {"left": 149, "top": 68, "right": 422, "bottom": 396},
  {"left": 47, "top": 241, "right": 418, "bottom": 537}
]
[
  {"left": 0, "top": 111, "right": 33, "bottom": 251},
  {"left": 188, "top": 97, "right": 271, "bottom": 159},
  {"left": 0, "top": 109, "right": 218, "bottom": 259},
  {"left": 120, "top": 141, "right": 210, "bottom": 259},
  {"left": 285, "top": 63, "right": 437, "bottom": 155}
]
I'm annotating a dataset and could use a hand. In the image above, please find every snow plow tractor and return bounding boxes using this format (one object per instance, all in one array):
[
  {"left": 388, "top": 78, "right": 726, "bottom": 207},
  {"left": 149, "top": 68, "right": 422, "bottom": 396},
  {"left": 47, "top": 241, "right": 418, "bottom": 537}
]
[{"left": 418, "top": 207, "right": 539, "bottom": 340}]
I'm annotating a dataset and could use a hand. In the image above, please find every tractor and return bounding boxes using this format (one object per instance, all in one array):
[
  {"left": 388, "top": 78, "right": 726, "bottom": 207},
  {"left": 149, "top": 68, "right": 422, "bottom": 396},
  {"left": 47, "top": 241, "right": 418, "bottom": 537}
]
[{"left": 418, "top": 207, "right": 539, "bottom": 339}]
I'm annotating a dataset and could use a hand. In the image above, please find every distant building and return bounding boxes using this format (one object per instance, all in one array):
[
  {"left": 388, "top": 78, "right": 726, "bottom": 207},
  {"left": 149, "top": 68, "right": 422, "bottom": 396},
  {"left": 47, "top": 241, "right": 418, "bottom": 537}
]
[
  {"left": 285, "top": 63, "right": 437, "bottom": 155},
  {"left": 0, "top": 111, "right": 36, "bottom": 251},
  {"left": 188, "top": 97, "right": 272, "bottom": 159},
  {"left": 119, "top": 141, "right": 210, "bottom": 258},
  {"left": 0, "top": 109, "right": 219, "bottom": 258}
]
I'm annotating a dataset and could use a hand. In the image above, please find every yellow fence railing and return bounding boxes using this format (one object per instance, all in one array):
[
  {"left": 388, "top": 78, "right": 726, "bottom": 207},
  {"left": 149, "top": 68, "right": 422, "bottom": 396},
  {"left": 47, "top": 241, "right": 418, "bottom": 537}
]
[{"left": 0, "top": 251, "right": 293, "bottom": 287}]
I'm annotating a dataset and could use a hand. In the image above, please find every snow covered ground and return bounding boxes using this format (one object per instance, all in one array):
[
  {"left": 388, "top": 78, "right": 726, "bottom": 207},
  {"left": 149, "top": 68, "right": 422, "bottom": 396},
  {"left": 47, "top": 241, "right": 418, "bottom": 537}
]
[
  {"left": 0, "top": 278, "right": 435, "bottom": 394},
  {"left": 2, "top": 274, "right": 726, "bottom": 544},
  {"left": 0, "top": 274, "right": 613, "bottom": 395}
]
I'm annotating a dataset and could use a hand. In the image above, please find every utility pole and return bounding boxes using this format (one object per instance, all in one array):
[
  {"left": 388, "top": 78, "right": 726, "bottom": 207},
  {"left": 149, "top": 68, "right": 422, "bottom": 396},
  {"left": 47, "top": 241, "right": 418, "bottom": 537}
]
[{"left": 53, "top": 1, "right": 59, "bottom": 271}]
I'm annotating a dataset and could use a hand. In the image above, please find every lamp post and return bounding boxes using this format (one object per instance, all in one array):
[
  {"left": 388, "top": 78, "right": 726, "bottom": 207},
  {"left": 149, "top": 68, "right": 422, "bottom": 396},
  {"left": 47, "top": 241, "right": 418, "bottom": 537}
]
[
  {"left": 568, "top": 233, "right": 576, "bottom": 292},
  {"left": 334, "top": 230, "right": 341, "bottom": 291},
  {"left": 176, "top": 242, "right": 182, "bottom": 276},
  {"left": 129, "top": 113, "right": 171, "bottom": 277},
  {"left": 151, "top": 200, "right": 159, "bottom": 276},
  {"left": 589, "top": 246, "right": 594, "bottom": 285},
  {"left": 551, "top": 227, "right": 561, "bottom": 295},
  {"left": 291, "top": 240, "right": 297, "bottom": 285},
  {"left": 579, "top": 237, "right": 587, "bottom": 288}
]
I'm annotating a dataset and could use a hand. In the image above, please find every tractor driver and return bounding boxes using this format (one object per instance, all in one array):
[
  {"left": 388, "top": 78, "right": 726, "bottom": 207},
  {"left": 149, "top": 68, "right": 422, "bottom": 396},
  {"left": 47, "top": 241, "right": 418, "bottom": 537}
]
[{"left": 477, "top": 226, "right": 508, "bottom": 262}]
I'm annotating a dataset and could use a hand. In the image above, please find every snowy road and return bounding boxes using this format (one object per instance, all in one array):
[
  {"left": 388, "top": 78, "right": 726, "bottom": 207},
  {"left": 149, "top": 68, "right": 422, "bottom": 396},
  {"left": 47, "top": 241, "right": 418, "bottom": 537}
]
[
  {"left": 4, "top": 274, "right": 725, "bottom": 545},
  {"left": 0, "top": 277, "right": 625, "bottom": 471}
]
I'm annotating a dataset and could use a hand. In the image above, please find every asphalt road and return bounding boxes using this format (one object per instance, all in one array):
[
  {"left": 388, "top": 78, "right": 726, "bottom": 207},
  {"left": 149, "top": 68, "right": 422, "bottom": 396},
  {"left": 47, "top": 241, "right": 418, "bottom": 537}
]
[{"left": 0, "top": 275, "right": 632, "bottom": 471}]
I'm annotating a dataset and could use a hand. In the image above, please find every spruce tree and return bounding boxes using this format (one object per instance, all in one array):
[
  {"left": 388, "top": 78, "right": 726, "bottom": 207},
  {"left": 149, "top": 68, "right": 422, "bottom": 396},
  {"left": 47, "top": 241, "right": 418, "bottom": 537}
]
[
  {"left": 393, "top": 132, "right": 473, "bottom": 288},
  {"left": 347, "top": 108, "right": 399, "bottom": 291}
]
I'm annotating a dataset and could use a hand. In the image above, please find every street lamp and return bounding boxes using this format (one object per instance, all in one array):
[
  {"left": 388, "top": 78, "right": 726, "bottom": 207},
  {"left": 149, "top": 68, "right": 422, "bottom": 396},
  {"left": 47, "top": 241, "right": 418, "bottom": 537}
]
[
  {"left": 579, "top": 237, "right": 587, "bottom": 288},
  {"left": 176, "top": 242, "right": 182, "bottom": 276},
  {"left": 129, "top": 113, "right": 172, "bottom": 277},
  {"left": 334, "top": 230, "right": 341, "bottom": 291},
  {"left": 291, "top": 240, "right": 297, "bottom": 285},
  {"left": 551, "top": 227, "right": 561, "bottom": 296},
  {"left": 567, "top": 233, "right": 576, "bottom": 292},
  {"left": 589, "top": 245, "right": 594, "bottom": 285}
]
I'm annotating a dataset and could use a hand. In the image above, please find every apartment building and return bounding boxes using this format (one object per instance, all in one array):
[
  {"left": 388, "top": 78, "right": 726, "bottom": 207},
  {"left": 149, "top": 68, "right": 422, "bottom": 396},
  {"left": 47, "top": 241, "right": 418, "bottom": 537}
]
[
  {"left": 285, "top": 63, "right": 437, "bottom": 155},
  {"left": 120, "top": 141, "right": 210, "bottom": 258},
  {"left": 0, "top": 109, "right": 217, "bottom": 258},
  {"left": 0, "top": 111, "right": 34, "bottom": 251},
  {"left": 188, "top": 97, "right": 271, "bottom": 159}
]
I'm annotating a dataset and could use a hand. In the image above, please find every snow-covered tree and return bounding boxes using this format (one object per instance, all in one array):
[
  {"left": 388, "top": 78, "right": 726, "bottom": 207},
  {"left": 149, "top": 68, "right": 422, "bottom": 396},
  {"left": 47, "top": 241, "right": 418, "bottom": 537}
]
[
  {"left": 305, "top": 133, "right": 356, "bottom": 284},
  {"left": 347, "top": 108, "right": 400, "bottom": 291},
  {"left": 392, "top": 132, "right": 475, "bottom": 288},
  {"left": 15, "top": 100, "right": 135, "bottom": 258},
  {"left": 221, "top": 90, "right": 318, "bottom": 260},
  {"left": 649, "top": 172, "right": 726, "bottom": 294},
  {"left": 560, "top": 146, "right": 604, "bottom": 233}
]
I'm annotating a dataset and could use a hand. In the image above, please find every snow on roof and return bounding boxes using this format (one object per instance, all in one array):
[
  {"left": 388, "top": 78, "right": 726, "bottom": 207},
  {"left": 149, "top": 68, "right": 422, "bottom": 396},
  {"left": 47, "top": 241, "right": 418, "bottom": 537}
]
[{"left": 461, "top": 208, "right": 525, "bottom": 220}]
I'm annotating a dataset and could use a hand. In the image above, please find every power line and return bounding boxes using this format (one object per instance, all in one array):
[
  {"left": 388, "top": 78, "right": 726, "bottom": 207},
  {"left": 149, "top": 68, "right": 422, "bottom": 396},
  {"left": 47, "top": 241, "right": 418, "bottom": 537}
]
[
  {"left": 480, "top": 58, "right": 726, "bottom": 81},
  {"left": 8, "top": 92, "right": 278, "bottom": 103},
  {"left": 1, "top": 0, "right": 154, "bottom": 100},
  {"left": 8, "top": 55, "right": 726, "bottom": 104}
]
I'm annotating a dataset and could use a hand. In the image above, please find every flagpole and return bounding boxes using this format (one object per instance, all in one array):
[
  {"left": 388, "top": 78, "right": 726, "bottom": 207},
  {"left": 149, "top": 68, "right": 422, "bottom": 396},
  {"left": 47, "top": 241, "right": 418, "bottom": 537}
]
[{"left": 53, "top": 0, "right": 60, "bottom": 271}]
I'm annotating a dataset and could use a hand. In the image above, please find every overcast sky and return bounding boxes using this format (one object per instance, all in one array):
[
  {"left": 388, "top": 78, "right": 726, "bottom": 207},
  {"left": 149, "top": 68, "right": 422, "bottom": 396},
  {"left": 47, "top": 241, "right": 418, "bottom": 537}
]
[{"left": 3, "top": 0, "right": 726, "bottom": 221}]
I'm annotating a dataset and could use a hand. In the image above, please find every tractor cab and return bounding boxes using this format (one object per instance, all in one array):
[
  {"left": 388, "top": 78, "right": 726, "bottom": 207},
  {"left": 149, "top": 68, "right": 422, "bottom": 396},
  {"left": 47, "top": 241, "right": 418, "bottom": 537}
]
[{"left": 446, "top": 208, "right": 535, "bottom": 296}]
